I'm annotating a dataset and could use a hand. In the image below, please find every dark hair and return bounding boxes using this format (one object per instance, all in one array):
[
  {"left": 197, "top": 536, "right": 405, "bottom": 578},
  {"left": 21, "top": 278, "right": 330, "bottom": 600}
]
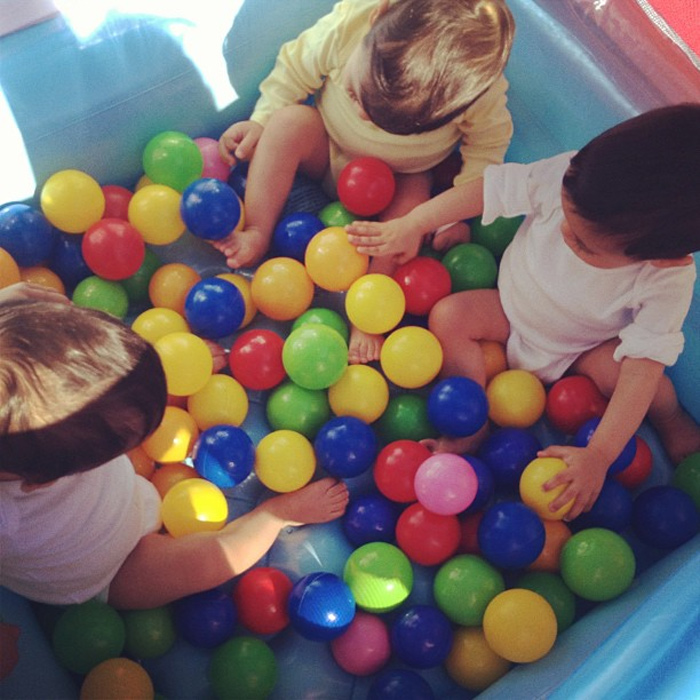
[
  {"left": 563, "top": 103, "right": 700, "bottom": 260},
  {"left": 0, "top": 301, "right": 167, "bottom": 483},
  {"left": 360, "top": 0, "right": 514, "bottom": 135}
]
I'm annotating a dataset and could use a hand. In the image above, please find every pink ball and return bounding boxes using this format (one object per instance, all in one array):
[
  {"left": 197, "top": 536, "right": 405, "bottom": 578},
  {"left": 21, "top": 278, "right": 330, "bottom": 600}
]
[
  {"left": 330, "top": 611, "right": 391, "bottom": 676},
  {"left": 414, "top": 453, "right": 478, "bottom": 515},
  {"left": 195, "top": 137, "right": 231, "bottom": 181}
]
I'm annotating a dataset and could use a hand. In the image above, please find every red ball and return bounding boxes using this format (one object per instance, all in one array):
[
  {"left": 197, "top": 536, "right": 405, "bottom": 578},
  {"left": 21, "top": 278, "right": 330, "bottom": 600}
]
[
  {"left": 102, "top": 185, "right": 133, "bottom": 220},
  {"left": 337, "top": 157, "right": 395, "bottom": 216},
  {"left": 393, "top": 256, "right": 452, "bottom": 316},
  {"left": 373, "top": 439, "right": 431, "bottom": 503},
  {"left": 614, "top": 435, "right": 653, "bottom": 489},
  {"left": 458, "top": 511, "right": 483, "bottom": 555},
  {"left": 545, "top": 375, "right": 608, "bottom": 434},
  {"left": 232, "top": 567, "right": 293, "bottom": 636},
  {"left": 81, "top": 218, "right": 145, "bottom": 280},
  {"left": 229, "top": 329, "right": 286, "bottom": 391},
  {"left": 396, "top": 503, "right": 461, "bottom": 566}
]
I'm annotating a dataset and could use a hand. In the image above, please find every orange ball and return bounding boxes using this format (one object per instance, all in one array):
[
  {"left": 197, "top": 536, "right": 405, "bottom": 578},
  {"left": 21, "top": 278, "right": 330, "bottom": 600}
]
[
  {"left": 251, "top": 257, "right": 314, "bottom": 321},
  {"left": 80, "top": 657, "right": 154, "bottom": 700},
  {"left": 528, "top": 519, "right": 572, "bottom": 573},
  {"left": 19, "top": 266, "right": 66, "bottom": 294},
  {"left": 445, "top": 627, "right": 511, "bottom": 692},
  {"left": 479, "top": 340, "right": 507, "bottom": 383},
  {"left": 141, "top": 406, "right": 199, "bottom": 463},
  {"left": 0, "top": 248, "right": 20, "bottom": 288},
  {"left": 126, "top": 446, "right": 156, "bottom": 480},
  {"left": 150, "top": 462, "right": 200, "bottom": 499},
  {"left": 486, "top": 369, "right": 546, "bottom": 428},
  {"left": 148, "top": 263, "right": 201, "bottom": 315}
]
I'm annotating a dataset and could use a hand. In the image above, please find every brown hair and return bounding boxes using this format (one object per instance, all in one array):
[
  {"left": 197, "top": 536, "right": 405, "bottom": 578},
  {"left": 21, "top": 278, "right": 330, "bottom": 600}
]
[
  {"left": 0, "top": 301, "right": 166, "bottom": 483},
  {"left": 359, "top": 0, "right": 514, "bottom": 134}
]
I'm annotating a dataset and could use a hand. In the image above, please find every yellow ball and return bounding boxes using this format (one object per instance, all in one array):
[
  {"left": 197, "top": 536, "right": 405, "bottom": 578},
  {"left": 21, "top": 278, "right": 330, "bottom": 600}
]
[
  {"left": 380, "top": 326, "right": 443, "bottom": 389},
  {"left": 19, "top": 266, "right": 67, "bottom": 294},
  {"left": 187, "top": 374, "right": 249, "bottom": 430},
  {"left": 328, "top": 364, "right": 389, "bottom": 423},
  {"left": 345, "top": 273, "right": 406, "bottom": 334},
  {"left": 154, "top": 331, "right": 213, "bottom": 396},
  {"left": 445, "top": 627, "right": 511, "bottom": 692},
  {"left": 520, "top": 457, "right": 574, "bottom": 520},
  {"left": 486, "top": 369, "right": 546, "bottom": 428},
  {"left": 251, "top": 257, "right": 314, "bottom": 321},
  {"left": 128, "top": 184, "right": 185, "bottom": 245},
  {"left": 161, "top": 478, "right": 228, "bottom": 538},
  {"left": 40, "top": 169, "right": 105, "bottom": 233},
  {"left": 217, "top": 272, "right": 257, "bottom": 327},
  {"left": 141, "top": 406, "right": 199, "bottom": 463},
  {"left": 255, "top": 430, "right": 316, "bottom": 492},
  {"left": 148, "top": 262, "right": 201, "bottom": 315},
  {"left": 131, "top": 307, "right": 189, "bottom": 344},
  {"left": 305, "top": 226, "right": 369, "bottom": 291},
  {"left": 0, "top": 248, "right": 21, "bottom": 288},
  {"left": 80, "top": 658, "right": 154, "bottom": 700},
  {"left": 483, "top": 589, "right": 557, "bottom": 663}
]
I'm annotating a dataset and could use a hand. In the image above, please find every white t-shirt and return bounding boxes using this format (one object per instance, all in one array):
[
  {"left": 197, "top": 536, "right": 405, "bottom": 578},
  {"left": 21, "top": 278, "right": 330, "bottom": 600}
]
[
  {"left": 0, "top": 455, "right": 162, "bottom": 605},
  {"left": 484, "top": 152, "right": 697, "bottom": 383}
]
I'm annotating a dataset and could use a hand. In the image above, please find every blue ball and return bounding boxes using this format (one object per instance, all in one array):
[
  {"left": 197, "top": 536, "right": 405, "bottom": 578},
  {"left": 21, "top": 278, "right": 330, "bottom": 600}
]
[
  {"left": 427, "top": 376, "right": 489, "bottom": 437},
  {"left": 0, "top": 203, "right": 56, "bottom": 267},
  {"left": 574, "top": 417, "right": 636, "bottom": 474},
  {"left": 462, "top": 455, "right": 495, "bottom": 514},
  {"left": 573, "top": 479, "right": 633, "bottom": 533},
  {"left": 193, "top": 424, "right": 255, "bottom": 488},
  {"left": 368, "top": 669, "right": 435, "bottom": 700},
  {"left": 49, "top": 233, "right": 92, "bottom": 290},
  {"left": 632, "top": 485, "right": 700, "bottom": 549},
  {"left": 477, "top": 427, "right": 541, "bottom": 492},
  {"left": 390, "top": 604, "right": 453, "bottom": 669},
  {"left": 478, "top": 501, "right": 545, "bottom": 569},
  {"left": 287, "top": 572, "right": 356, "bottom": 641},
  {"left": 227, "top": 161, "right": 248, "bottom": 199},
  {"left": 180, "top": 178, "right": 242, "bottom": 241},
  {"left": 174, "top": 589, "right": 237, "bottom": 648},
  {"left": 314, "top": 416, "right": 378, "bottom": 478},
  {"left": 184, "top": 277, "right": 245, "bottom": 339},
  {"left": 272, "top": 212, "right": 325, "bottom": 261},
  {"left": 342, "top": 493, "right": 401, "bottom": 546}
]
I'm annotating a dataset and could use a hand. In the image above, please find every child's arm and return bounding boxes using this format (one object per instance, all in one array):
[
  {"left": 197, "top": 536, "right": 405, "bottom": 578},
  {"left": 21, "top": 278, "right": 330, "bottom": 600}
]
[
  {"left": 346, "top": 177, "right": 484, "bottom": 259},
  {"left": 540, "top": 356, "right": 665, "bottom": 519}
]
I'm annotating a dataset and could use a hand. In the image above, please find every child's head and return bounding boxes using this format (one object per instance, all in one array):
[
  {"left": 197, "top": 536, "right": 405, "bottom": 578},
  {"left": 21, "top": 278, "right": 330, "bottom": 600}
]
[
  {"left": 357, "top": 0, "right": 514, "bottom": 135},
  {"left": 0, "top": 301, "right": 166, "bottom": 484},
  {"left": 563, "top": 103, "right": 700, "bottom": 262}
]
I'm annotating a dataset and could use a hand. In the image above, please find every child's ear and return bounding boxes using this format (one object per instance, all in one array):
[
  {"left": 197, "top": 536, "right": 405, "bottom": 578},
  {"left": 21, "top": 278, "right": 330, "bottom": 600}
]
[
  {"left": 650, "top": 255, "right": 695, "bottom": 269},
  {"left": 369, "top": 0, "right": 391, "bottom": 25}
]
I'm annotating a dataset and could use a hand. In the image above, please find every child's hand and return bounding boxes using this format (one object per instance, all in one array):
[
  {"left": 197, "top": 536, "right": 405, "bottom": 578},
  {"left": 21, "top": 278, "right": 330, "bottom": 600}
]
[
  {"left": 0, "top": 282, "right": 69, "bottom": 306},
  {"left": 219, "top": 121, "right": 264, "bottom": 166},
  {"left": 538, "top": 444, "right": 608, "bottom": 520},
  {"left": 346, "top": 220, "right": 422, "bottom": 262}
]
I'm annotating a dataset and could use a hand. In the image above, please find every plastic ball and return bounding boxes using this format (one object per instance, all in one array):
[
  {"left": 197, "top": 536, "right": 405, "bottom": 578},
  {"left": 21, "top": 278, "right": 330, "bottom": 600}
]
[
  {"left": 470, "top": 214, "right": 522, "bottom": 257},
  {"left": 396, "top": 503, "right": 460, "bottom": 566},
  {"left": 458, "top": 511, "right": 484, "bottom": 555},
  {"left": 483, "top": 589, "right": 557, "bottom": 663},
  {"left": 367, "top": 669, "right": 434, "bottom": 700},
  {"left": 478, "top": 501, "right": 545, "bottom": 569},
  {"left": 376, "top": 394, "right": 438, "bottom": 444},
  {"left": 328, "top": 364, "right": 389, "bottom": 423},
  {"left": 80, "top": 658, "right": 154, "bottom": 700},
  {"left": 265, "top": 381, "right": 331, "bottom": 439},
  {"left": 672, "top": 452, "right": 700, "bottom": 510},
  {"left": 343, "top": 542, "right": 413, "bottom": 613},
  {"left": 81, "top": 218, "right": 145, "bottom": 280},
  {"left": 142, "top": 130, "right": 203, "bottom": 192},
  {"left": 217, "top": 272, "right": 257, "bottom": 327},
  {"left": 48, "top": 232, "right": 91, "bottom": 289},
  {"left": 631, "top": 485, "right": 700, "bottom": 549},
  {"left": 149, "top": 262, "right": 201, "bottom": 315},
  {"left": 52, "top": 600, "right": 125, "bottom": 675},
  {"left": 573, "top": 478, "right": 633, "bottom": 532},
  {"left": 272, "top": 212, "right": 325, "bottom": 261},
  {"left": 517, "top": 571, "right": 576, "bottom": 633},
  {"left": 141, "top": 406, "right": 199, "bottom": 463},
  {"left": 72, "top": 276, "right": 128, "bottom": 318},
  {"left": 574, "top": 417, "right": 636, "bottom": 474},
  {"left": 20, "top": 266, "right": 66, "bottom": 295},
  {"left": 487, "top": 369, "right": 546, "bottom": 428},
  {"left": 154, "top": 331, "right": 213, "bottom": 396},
  {"left": 287, "top": 572, "right": 356, "bottom": 641},
  {"left": 180, "top": 178, "right": 242, "bottom": 240},
  {"left": 233, "top": 567, "right": 292, "bottom": 636},
  {"left": 343, "top": 493, "right": 401, "bottom": 547},
  {"left": 102, "top": 184, "right": 133, "bottom": 219},
  {"left": 305, "top": 226, "right": 369, "bottom": 291},
  {"left": 614, "top": 436, "right": 653, "bottom": 490},
  {"left": 122, "top": 607, "right": 177, "bottom": 659},
  {"left": 209, "top": 637, "right": 277, "bottom": 700},
  {"left": 40, "top": 169, "right": 105, "bottom": 233},
  {"left": 184, "top": 277, "right": 245, "bottom": 339},
  {"left": 337, "top": 157, "right": 395, "bottom": 216},
  {"left": 373, "top": 439, "right": 431, "bottom": 503},
  {"left": 318, "top": 200, "right": 355, "bottom": 227},
  {"left": 161, "top": 478, "right": 228, "bottom": 537},
  {"left": 545, "top": 375, "right": 608, "bottom": 434},
  {"left": 441, "top": 242, "right": 498, "bottom": 291},
  {"left": 519, "top": 457, "right": 575, "bottom": 520},
  {"left": 255, "top": 430, "right": 316, "bottom": 492},
  {"left": 282, "top": 324, "right": 348, "bottom": 390},
  {"left": 390, "top": 604, "right": 453, "bottom": 669},
  {"left": 194, "top": 136, "right": 231, "bottom": 180},
  {"left": 150, "top": 462, "right": 199, "bottom": 499},
  {"left": 292, "top": 306, "right": 349, "bottom": 342},
  {"left": 251, "top": 257, "right": 314, "bottom": 321},
  {"left": 229, "top": 329, "right": 286, "bottom": 391},
  {"left": 414, "top": 453, "right": 478, "bottom": 516},
  {"left": 330, "top": 611, "right": 391, "bottom": 676},
  {"left": 0, "top": 203, "right": 55, "bottom": 266},
  {"left": 462, "top": 455, "right": 495, "bottom": 515},
  {"left": 345, "top": 273, "right": 406, "bottom": 334},
  {"left": 126, "top": 445, "right": 156, "bottom": 480},
  {"left": 480, "top": 339, "right": 508, "bottom": 383},
  {"left": 192, "top": 424, "right": 255, "bottom": 488},
  {"left": 132, "top": 307, "right": 189, "bottom": 344},
  {"left": 445, "top": 626, "right": 511, "bottom": 692},
  {"left": 128, "top": 184, "right": 186, "bottom": 245},
  {"left": 174, "top": 589, "right": 237, "bottom": 648},
  {"left": 427, "top": 376, "right": 488, "bottom": 437},
  {"left": 314, "top": 416, "right": 378, "bottom": 479},
  {"left": 560, "top": 527, "right": 636, "bottom": 601},
  {"left": 120, "top": 248, "right": 163, "bottom": 308},
  {"left": 392, "top": 256, "right": 452, "bottom": 316},
  {"left": 380, "top": 326, "right": 443, "bottom": 389},
  {"left": 477, "top": 426, "right": 542, "bottom": 492},
  {"left": 0, "top": 247, "right": 21, "bottom": 287},
  {"left": 527, "top": 519, "right": 572, "bottom": 573}
]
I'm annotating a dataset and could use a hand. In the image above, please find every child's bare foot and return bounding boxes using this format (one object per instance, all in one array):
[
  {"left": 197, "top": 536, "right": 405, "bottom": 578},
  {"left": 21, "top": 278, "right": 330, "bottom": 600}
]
[
  {"left": 348, "top": 326, "right": 384, "bottom": 364},
  {"left": 431, "top": 221, "right": 470, "bottom": 252},
  {"left": 653, "top": 406, "right": 700, "bottom": 465},
  {"left": 210, "top": 226, "right": 269, "bottom": 269},
  {"left": 421, "top": 422, "right": 489, "bottom": 455},
  {"left": 267, "top": 477, "right": 349, "bottom": 527}
]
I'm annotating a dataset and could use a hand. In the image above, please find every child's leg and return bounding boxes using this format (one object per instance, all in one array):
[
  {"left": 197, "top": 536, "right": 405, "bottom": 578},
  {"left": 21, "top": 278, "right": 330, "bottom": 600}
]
[
  {"left": 107, "top": 478, "right": 348, "bottom": 610},
  {"left": 212, "top": 105, "right": 330, "bottom": 269}
]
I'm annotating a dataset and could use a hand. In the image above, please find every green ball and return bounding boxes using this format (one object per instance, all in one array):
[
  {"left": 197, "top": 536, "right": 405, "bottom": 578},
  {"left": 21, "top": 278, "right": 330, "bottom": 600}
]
[
  {"left": 376, "top": 393, "right": 438, "bottom": 444},
  {"left": 441, "top": 242, "right": 498, "bottom": 292},
  {"left": 517, "top": 571, "right": 576, "bottom": 633},
  {"left": 282, "top": 325, "right": 348, "bottom": 390},
  {"left": 672, "top": 452, "right": 700, "bottom": 511},
  {"left": 343, "top": 542, "right": 413, "bottom": 613},
  {"left": 122, "top": 606, "right": 176, "bottom": 659},
  {"left": 52, "top": 600, "right": 125, "bottom": 675},
  {"left": 318, "top": 201, "right": 355, "bottom": 227},
  {"left": 209, "top": 636, "right": 277, "bottom": 700},
  {"left": 561, "top": 528, "right": 636, "bottom": 602},
  {"left": 120, "top": 248, "right": 162, "bottom": 309},
  {"left": 72, "top": 276, "right": 129, "bottom": 318},
  {"left": 433, "top": 554, "right": 505, "bottom": 626},
  {"left": 142, "top": 130, "right": 203, "bottom": 193},
  {"left": 266, "top": 381, "right": 331, "bottom": 439},
  {"left": 292, "top": 307, "right": 350, "bottom": 343},
  {"left": 470, "top": 215, "right": 522, "bottom": 257}
]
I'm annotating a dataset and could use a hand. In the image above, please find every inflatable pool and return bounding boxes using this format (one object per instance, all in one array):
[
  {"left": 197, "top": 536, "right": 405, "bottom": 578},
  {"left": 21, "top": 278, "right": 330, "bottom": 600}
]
[{"left": 1, "top": 1, "right": 698, "bottom": 698}]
